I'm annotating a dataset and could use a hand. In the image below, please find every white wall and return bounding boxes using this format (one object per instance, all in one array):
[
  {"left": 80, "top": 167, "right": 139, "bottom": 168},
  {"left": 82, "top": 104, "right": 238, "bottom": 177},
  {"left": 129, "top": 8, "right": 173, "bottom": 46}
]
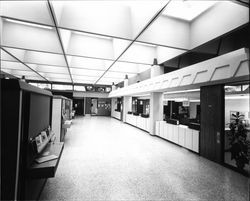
[{"left": 190, "top": 2, "right": 249, "bottom": 49}]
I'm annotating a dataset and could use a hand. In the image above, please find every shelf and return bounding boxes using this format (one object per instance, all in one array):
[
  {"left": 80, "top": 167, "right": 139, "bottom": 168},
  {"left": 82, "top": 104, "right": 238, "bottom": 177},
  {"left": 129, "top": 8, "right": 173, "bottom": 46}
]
[{"left": 27, "top": 142, "right": 64, "bottom": 179}]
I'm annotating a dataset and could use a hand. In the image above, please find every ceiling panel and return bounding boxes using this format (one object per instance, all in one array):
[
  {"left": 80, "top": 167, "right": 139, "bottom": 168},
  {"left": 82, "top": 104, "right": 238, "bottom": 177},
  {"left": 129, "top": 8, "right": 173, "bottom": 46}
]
[
  {"left": 0, "top": 1, "right": 53, "bottom": 25},
  {"left": 104, "top": 71, "right": 135, "bottom": 79},
  {"left": 73, "top": 79, "right": 95, "bottom": 84},
  {"left": 68, "top": 55, "right": 107, "bottom": 70},
  {"left": 137, "top": 15, "right": 190, "bottom": 50},
  {"left": 36, "top": 65, "right": 69, "bottom": 74},
  {"left": 66, "top": 31, "right": 114, "bottom": 60},
  {"left": 119, "top": 42, "right": 156, "bottom": 64},
  {"left": 53, "top": 1, "right": 133, "bottom": 39},
  {"left": 1, "top": 60, "right": 32, "bottom": 71},
  {"left": 2, "top": 20, "right": 63, "bottom": 53},
  {"left": 72, "top": 75, "right": 98, "bottom": 81},
  {"left": 70, "top": 68, "right": 104, "bottom": 77}
]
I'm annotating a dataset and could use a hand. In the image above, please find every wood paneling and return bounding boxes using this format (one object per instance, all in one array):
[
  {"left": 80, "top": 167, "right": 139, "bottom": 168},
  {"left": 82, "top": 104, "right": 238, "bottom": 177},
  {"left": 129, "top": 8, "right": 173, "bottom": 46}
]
[{"left": 200, "top": 85, "right": 224, "bottom": 163}]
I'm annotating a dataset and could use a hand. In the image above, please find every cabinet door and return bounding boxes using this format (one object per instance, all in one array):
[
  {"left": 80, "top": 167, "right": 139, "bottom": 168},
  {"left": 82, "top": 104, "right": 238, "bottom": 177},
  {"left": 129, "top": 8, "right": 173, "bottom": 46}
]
[
  {"left": 178, "top": 127, "right": 185, "bottom": 147},
  {"left": 159, "top": 121, "right": 164, "bottom": 137},
  {"left": 185, "top": 129, "right": 193, "bottom": 150},
  {"left": 155, "top": 121, "right": 160, "bottom": 136},
  {"left": 168, "top": 124, "right": 173, "bottom": 142},
  {"left": 163, "top": 123, "right": 168, "bottom": 140},
  {"left": 172, "top": 126, "right": 179, "bottom": 144},
  {"left": 192, "top": 130, "right": 199, "bottom": 153}
]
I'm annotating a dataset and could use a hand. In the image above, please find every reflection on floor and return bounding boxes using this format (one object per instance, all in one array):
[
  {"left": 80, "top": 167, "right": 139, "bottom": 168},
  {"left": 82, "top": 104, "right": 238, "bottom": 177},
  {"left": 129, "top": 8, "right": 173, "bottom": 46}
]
[{"left": 40, "top": 116, "right": 249, "bottom": 201}]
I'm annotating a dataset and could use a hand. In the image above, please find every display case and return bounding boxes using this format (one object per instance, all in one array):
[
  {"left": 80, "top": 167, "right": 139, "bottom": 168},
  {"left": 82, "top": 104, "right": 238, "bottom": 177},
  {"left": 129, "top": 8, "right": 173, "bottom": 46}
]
[{"left": 1, "top": 79, "right": 64, "bottom": 200}]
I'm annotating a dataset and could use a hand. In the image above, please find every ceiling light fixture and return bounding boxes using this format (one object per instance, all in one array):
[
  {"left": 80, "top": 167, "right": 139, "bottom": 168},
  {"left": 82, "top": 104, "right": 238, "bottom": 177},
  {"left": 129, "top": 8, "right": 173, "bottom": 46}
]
[
  {"left": 73, "top": 31, "right": 111, "bottom": 40},
  {"left": 5, "top": 18, "right": 53, "bottom": 30}
]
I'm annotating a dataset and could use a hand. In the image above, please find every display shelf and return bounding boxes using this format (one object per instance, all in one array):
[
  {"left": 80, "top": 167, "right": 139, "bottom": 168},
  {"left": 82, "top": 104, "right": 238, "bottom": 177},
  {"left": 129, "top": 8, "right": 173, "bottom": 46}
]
[{"left": 28, "top": 142, "right": 64, "bottom": 179}]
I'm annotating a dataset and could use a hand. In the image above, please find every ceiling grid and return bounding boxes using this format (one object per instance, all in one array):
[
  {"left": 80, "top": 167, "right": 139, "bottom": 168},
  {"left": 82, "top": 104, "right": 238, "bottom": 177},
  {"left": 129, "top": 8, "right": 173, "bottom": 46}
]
[{"left": 0, "top": 0, "right": 248, "bottom": 86}]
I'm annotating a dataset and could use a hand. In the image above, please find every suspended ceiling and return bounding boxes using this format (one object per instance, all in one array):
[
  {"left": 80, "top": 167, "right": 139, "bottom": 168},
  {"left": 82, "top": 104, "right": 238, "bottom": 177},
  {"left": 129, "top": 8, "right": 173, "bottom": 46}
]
[{"left": 0, "top": 0, "right": 248, "bottom": 86}]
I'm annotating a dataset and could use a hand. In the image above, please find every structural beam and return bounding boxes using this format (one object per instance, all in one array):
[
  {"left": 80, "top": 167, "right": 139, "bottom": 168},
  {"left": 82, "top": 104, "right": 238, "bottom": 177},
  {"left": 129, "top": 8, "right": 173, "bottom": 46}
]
[{"left": 47, "top": 0, "right": 74, "bottom": 84}]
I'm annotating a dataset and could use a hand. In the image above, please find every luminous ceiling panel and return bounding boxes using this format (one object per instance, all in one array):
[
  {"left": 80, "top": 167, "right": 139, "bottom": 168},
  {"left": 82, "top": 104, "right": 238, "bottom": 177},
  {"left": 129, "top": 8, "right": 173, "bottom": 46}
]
[
  {"left": 104, "top": 71, "right": 136, "bottom": 79},
  {"left": 72, "top": 75, "right": 98, "bottom": 81},
  {"left": 36, "top": 65, "right": 69, "bottom": 74},
  {"left": 0, "top": 1, "right": 54, "bottom": 25},
  {"left": 1, "top": 60, "right": 32, "bottom": 72},
  {"left": 137, "top": 15, "right": 190, "bottom": 49},
  {"left": 70, "top": 68, "right": 105, "bottom": 77},
  {"left": 119, "top": 42, "right": 156, "bottom": 64},
  {"left": 2, "top": 21, "right": 63, "bottom": 53},
  {"left": 109, "top": 62, "right": 140, "bottom": 74},
  {"left": 48, "top": 77, "right": 72, "bottom": 83},
  {"left": 1, "top": 48, "right": 26, "bottom": 61},
  {"left": 53, "top": 1, "right": 165, "bottom": 40},
  {"left": 68, "top": 55, "right": 107, "bottom": 70},
  {"left": 66, "top": 32, "right": 114, "bottom": 59},
  {"left": 74, "top": 79, "right": 95, "bottom": 84}
]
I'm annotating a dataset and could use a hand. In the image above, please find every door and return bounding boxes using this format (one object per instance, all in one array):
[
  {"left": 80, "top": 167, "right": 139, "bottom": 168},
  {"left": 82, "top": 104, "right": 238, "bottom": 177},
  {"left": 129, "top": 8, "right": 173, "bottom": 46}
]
[
  {"left": 200, "top": 85, "right": 224, "bottom": 163},
  {"left": 73, "top": 98, "right": 84, "bottom": 115}
]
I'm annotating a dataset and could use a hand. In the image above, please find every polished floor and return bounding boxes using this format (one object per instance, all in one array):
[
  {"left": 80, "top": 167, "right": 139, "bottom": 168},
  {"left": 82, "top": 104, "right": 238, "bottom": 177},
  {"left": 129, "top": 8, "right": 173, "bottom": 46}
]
[{"left": 40, "top": 116, "right": 249, "bottom": 201}]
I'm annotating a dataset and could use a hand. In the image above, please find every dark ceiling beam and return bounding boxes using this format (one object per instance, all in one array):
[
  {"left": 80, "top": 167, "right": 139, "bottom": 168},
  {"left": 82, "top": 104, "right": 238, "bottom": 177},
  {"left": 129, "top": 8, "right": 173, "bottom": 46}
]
[
  {"left": 46, "top": 0, "right": 74, "bottom": 84},
  {"left": 1, "top": 47, "right": 50, "bottom": 81},
  {"left": 94, "top": 0, "right": 172, "bottom": 84},
  {"left": 0, "top": 45, "right": 152, "bottom": 66}
]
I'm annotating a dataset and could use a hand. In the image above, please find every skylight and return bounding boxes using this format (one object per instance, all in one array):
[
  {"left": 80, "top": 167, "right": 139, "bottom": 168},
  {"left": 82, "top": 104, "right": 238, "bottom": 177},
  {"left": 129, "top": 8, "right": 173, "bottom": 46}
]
[{"left": 162, "top": 0, "right": 218, "bottom": 21}]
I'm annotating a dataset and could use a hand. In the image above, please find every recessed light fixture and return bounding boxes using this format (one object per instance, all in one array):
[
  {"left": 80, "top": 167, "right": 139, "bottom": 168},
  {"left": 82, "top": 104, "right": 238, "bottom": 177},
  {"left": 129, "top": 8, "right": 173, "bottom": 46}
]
[
  {"left": 5, "top": 18, "right": 53, "bottom": 30},
  {"left": 73, "top": 31, "right": 111, "bottom": 40},
  {"left": 162, "top": 0, "right": 217, "bottom": 21}
]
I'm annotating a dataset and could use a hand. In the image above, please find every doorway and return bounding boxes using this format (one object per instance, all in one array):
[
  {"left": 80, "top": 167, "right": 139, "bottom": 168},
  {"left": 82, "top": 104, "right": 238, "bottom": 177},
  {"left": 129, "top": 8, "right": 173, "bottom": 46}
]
[
  {"left": 91, "top": 98, "right": 98, "bottom": 115},
  {"left": 73, "top": 98, "right": 84, "bottom": 116}
]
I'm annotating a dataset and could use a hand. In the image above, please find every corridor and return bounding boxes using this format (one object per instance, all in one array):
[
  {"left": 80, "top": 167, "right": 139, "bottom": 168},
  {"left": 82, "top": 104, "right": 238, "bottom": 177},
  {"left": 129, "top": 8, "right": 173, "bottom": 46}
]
[{"left": 40, "top": 116, "right": 248, "bottom": 201}]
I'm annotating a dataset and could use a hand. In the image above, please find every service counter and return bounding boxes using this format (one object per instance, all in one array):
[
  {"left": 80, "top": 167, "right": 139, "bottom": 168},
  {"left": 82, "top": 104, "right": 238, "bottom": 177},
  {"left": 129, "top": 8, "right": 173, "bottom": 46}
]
[
  {"left": 126, "top": 113, "right": 150, "bottom": 132},
  {"left": 155, "top": 120, "right": 199, "bottom": 153},
  {"left": 112, "top": 110, "right": 121, "bottom": 120}
]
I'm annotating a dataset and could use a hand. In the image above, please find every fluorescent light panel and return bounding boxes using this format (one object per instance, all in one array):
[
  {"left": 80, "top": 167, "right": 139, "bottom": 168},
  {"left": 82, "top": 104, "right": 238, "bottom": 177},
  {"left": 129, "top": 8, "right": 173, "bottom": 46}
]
[{"left": 5, "top": 18, "right": 53, "bottom": 30}]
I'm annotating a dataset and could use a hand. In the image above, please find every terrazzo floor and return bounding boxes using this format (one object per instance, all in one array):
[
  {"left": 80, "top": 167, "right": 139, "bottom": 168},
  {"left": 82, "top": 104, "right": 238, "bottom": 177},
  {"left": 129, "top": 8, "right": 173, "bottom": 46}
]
[{"left": 39, "top": 116, "right": 249, "bottom": 201}]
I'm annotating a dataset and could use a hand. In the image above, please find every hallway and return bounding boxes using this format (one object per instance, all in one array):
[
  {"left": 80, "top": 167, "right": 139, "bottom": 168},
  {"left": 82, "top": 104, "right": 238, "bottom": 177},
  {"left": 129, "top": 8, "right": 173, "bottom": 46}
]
[{"left": 40, "top": 116, "right": 248, "bottom": 201}]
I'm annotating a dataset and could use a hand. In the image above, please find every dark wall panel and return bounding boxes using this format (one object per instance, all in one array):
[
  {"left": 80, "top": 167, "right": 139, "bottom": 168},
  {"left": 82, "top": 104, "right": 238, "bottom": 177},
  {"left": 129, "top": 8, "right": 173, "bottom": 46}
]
[{"left": 200, "top": 85, "right": 224, "bottom": 163}]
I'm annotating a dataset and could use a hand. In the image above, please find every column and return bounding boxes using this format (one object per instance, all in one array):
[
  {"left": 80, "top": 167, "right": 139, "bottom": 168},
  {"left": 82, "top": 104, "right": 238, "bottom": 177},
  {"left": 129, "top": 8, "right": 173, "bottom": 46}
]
[
  {"left": 122, "top": 75, "right": 131, "bottom": 122},
  {"left": 150, "top": 58, "right": 164, "bottom": 78},
  {"left": 122, "top": 96, "right": 132, "bottom": 123},
  {"left": 149, "top": 92, "right": 163, "bottom": 135}
]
